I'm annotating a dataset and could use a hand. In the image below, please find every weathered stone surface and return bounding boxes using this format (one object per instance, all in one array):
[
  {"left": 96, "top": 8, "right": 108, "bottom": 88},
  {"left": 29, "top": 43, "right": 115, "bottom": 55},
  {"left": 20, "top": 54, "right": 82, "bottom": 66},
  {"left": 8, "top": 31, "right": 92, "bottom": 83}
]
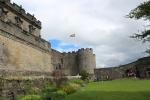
[
  {"left": 0, "top": 78, "right": 52, "bottom": 100},
  {"left": 0, "top": 0, "right": 41, "bottom": 34},
  {"left": 0, "top": 32, "right": 53, "bottom": 72}
]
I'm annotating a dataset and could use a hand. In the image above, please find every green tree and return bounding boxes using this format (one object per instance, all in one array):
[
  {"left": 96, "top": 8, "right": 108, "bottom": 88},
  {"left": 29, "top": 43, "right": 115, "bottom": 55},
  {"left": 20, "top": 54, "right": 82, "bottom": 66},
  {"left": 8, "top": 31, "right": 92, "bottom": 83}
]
[{"left": 128, "top": 1, "right": 150, "bottom": 53}]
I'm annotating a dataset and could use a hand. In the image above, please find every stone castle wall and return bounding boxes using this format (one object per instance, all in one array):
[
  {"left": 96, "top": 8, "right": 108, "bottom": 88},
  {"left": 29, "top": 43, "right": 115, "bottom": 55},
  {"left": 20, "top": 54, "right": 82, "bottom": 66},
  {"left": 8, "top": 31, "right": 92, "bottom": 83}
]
[
  {"left": 95, "top": 57, "right": 150, "bottom": 80},
  {"left": 94, "top": 67, "right": 123, "bottom": 80},
  {"left": 51, "top": 49, "right": 96, "bottom": 76},
  {"left": 0, "top": 0, "right": 96, "bottom": 76},
  {"left": 51, "top": 49, "right": 63, "bottom": 69},
  {"left": 0, "top": 5, "right": 53, "bottom": 73},
  {"left": 0, "top": 19, "right": 50, "bottom": 51},
  {"left": 0, "top": 19, "right": 96, "bottom": 76},
  {"left": 0, "top": 30, "right": 53, "bottom": 72},
  {"left": 95, "top": 62, "right": 137, "bottom": 80},
  {"left": 51, "top": 50, "right": 78, "bottom": 76},
  {"left": 62, "top": 52, "right": 78, "bottom": 76}
]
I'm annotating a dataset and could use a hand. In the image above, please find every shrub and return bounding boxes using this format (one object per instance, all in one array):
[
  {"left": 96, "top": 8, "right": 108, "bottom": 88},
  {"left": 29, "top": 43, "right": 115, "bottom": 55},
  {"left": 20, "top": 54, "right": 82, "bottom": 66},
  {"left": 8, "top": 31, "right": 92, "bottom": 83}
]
[
  {"left": 23, "top": 82, "right": 36, "bottom": 95},
  {"left": 79, "top": 70, "right": 89, "bottom": 81},
  {"left": 21, "top": 95, "right": 42, "bottom": 100},
  {"left": 61, "top": 85, "right": 76, "bottom": 94},
  {"left": 41, "top": 85, "right": 57, "bottom": 100},
  {"left": 70, "top": 79, "right": 84, "bottom": 86},
  {"left": 42, "top": 85, "right": 57, "bottom": 93},
  {"left": 53, "top": 90, "right": 67, "bottom": 99},
  {"left": 69, "top": 82, "right": 81, "bottom": 90},
  {"left": 41, "top": 85, "right": 67, "bottom": 100}
]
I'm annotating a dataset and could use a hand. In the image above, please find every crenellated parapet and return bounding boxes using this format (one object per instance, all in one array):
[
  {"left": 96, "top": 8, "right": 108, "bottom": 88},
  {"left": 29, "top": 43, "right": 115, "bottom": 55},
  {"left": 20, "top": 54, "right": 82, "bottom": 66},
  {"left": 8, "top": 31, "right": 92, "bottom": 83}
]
[
  {"left": 62, "top": 51, "right": 77, "bottom": 56},
  {"left": 78, "top": 48, "right": 93, "bottom": 54},
  {"left": 0, "top": 0, "right": 41, "bottom": 28}
]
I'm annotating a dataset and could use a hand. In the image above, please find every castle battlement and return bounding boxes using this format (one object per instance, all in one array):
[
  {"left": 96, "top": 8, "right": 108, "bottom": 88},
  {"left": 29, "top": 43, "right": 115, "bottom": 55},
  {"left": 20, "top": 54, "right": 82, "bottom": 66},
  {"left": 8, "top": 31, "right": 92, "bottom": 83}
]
[
  {"left": 0, "top": 0, "right": 41, "bottom": 28},
  {"left": 62, "top": 51, "right": 77, "bottom": 55},
  {"left": 78, "top": 48, "right": 92, "bottom": 51},
  {"left": 78, "top": 48, "right": 93, "bottom": 54}
]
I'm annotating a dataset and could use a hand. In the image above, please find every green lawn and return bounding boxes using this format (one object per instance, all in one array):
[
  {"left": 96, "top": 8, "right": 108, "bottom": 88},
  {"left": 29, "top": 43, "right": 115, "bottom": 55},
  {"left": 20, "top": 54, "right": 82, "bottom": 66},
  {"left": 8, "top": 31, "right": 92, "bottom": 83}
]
[{"left": 63, "top": 79, "right": 150, "bottom": 100}]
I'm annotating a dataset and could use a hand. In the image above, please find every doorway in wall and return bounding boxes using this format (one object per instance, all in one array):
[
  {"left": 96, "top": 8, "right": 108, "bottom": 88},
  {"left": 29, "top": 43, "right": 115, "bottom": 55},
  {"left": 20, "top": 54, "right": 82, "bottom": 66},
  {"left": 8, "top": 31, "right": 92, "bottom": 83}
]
[{"left": 146, "top": 68, "right": 150, "bottom": 78}]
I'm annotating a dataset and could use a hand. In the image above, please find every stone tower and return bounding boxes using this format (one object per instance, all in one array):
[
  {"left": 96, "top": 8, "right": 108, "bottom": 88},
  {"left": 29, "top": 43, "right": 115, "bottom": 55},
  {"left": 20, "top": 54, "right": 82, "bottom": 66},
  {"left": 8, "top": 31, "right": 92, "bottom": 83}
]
[{"left": 78, "top": 48, "right": 96, "bottom": 74}]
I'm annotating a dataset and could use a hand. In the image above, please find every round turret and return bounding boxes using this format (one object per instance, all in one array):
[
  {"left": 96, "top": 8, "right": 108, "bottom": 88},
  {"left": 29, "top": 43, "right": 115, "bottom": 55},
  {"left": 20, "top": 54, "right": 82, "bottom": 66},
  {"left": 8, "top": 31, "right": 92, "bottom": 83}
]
[{"left": 77, "top": 48, "right": 96, "bottom": 74}]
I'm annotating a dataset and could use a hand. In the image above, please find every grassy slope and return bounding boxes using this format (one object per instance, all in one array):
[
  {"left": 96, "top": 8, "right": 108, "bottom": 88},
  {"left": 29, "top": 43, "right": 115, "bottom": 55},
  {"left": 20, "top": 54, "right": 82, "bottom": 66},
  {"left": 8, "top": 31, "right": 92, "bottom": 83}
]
[{"left": 63, "top": 79, "right": 150, "bottom": 100}]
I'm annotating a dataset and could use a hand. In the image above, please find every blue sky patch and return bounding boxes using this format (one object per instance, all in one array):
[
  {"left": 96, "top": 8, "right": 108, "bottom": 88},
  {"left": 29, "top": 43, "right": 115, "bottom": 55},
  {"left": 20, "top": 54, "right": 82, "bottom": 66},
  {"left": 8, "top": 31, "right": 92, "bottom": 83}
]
[{"left": 49, "top": 39, "right": 79, "bottom": 51}]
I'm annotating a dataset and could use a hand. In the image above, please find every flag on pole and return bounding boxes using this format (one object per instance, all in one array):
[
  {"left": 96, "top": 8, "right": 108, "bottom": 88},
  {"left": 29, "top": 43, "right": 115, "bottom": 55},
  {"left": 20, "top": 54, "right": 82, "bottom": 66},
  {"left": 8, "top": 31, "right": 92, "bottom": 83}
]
[{"left": 70, "top": 33, "right": 75, "bottom": 37}]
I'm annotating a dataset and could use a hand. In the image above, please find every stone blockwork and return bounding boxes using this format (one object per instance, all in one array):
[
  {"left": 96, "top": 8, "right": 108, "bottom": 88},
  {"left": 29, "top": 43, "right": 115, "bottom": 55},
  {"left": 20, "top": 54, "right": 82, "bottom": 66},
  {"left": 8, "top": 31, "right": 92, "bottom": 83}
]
[
  {"left": 0, "top": 33, "right": 53, "bottom": 72},
  {"left": 51, "top": 49, "right": 63, "bottom": 68},
  {"left": 62, "top": 52, "right": 78, "bottom": 76},
  {"left": 0, "top": 20, "right": 50, "bottom": 52}
]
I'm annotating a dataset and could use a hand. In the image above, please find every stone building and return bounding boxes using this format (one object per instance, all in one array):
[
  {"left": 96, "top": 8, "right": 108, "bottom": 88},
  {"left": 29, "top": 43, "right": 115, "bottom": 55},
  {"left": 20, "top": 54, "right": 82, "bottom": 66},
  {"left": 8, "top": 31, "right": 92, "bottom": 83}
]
[{"left": 0, "top": 0, "right": 96, "bottom": 77}]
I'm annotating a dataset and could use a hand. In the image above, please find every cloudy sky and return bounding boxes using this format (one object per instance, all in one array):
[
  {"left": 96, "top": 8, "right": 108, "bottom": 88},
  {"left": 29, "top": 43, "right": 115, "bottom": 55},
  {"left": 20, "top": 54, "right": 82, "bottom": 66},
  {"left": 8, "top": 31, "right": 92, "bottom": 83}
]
[{"left": 12, "top": 0, "right": 148, "bottom": 68}]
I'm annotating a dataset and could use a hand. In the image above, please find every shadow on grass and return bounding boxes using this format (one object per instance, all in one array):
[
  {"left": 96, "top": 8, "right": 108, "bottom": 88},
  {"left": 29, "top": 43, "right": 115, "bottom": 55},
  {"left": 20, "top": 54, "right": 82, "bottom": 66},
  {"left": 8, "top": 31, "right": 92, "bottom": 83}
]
[{"left": 63, "top": 91, "right": 150, "bottom": 100}]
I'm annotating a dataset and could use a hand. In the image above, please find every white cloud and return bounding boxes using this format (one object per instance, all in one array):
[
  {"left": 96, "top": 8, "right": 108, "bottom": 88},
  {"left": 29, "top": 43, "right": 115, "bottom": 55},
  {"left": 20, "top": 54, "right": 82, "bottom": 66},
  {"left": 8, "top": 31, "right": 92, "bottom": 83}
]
[{"left": 12, "top": 0, "right": 148, "bottom": 67}]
